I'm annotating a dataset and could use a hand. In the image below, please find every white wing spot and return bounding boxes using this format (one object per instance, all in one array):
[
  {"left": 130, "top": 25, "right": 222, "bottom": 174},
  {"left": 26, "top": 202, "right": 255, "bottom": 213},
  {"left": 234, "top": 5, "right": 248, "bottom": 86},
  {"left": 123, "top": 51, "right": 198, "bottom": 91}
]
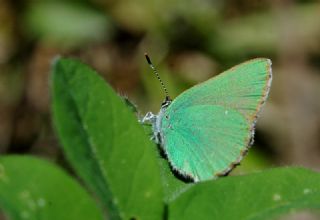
[{"left": 225, "top": 110, "right": 228, "bottom": 115}]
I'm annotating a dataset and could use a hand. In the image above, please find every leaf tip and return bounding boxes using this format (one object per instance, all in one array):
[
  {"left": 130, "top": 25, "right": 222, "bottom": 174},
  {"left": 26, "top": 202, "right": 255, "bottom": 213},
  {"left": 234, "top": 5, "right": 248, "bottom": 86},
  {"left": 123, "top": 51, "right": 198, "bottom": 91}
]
[{"left": 51, "top": 55, "right": 62, "bottom": 68}]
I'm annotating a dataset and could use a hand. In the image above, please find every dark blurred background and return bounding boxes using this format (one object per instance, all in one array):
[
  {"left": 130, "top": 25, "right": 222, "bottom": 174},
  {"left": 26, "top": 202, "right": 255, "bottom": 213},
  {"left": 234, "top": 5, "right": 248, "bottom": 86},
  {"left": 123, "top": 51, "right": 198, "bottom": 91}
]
[{"left": 0, "top": 0, "right": 320, "bottom": 186}]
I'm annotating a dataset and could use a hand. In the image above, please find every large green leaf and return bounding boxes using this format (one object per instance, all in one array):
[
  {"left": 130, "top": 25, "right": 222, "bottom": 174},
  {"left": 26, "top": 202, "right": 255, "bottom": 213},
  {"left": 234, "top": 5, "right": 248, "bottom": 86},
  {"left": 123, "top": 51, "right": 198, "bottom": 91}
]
[
  {"left": 0, "top": 156, "right": 103, "bottom": 220},
  {"left": 158, "top": 157, "right": 192, "bottom": 203},
  {"left": 169, "top": 167, "right": 320, "bottom": 220},
  {"left": 51, "top": 58, "right": 164, "bottom": 220}
]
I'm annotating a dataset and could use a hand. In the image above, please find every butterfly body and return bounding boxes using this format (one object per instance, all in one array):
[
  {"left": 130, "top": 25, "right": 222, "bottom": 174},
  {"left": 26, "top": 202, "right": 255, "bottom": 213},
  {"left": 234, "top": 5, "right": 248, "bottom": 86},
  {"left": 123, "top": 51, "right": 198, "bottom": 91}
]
[{"left": 143, "top": 58, "right": 272, "bottom": 182}]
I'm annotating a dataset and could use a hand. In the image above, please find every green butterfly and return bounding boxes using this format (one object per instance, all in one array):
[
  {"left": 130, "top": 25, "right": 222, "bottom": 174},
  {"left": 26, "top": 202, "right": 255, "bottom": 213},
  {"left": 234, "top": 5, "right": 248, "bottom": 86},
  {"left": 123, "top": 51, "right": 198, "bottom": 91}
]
[{"left": 142, "top": 55, "right": 272, "bottom": 182}]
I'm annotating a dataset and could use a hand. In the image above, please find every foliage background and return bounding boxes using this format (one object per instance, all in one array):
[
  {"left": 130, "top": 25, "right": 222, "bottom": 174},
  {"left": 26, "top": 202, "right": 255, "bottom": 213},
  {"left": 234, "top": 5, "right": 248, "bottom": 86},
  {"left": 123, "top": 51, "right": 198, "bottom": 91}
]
[{"left": 0, "top": 0, "right": 320, "bottom": 219}]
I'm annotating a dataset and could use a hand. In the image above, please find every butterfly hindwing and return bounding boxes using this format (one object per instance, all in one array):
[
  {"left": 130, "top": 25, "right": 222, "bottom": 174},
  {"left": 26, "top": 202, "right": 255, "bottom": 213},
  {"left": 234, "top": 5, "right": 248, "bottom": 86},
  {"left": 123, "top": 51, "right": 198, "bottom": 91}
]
[
  {"left": 162, "top": 105, "right": 249, "bottom": 181},
  {"left": 160, "top": 59, "right": 272, "bottom": 181}
]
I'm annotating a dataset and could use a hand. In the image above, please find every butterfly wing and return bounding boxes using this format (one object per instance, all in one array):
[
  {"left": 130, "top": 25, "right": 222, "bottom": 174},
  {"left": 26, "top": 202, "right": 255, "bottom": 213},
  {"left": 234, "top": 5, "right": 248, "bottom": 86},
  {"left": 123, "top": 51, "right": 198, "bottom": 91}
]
[{"left": 161, "top": 58, "right": 272, "bottom": 181}]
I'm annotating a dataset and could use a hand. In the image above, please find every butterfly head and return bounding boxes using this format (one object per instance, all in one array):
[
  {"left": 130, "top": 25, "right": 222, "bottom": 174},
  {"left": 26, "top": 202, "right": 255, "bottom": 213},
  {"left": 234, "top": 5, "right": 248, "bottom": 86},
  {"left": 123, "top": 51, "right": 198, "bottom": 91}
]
[{"left": 161, "top": 96, "right": 172, "bottom": 108}]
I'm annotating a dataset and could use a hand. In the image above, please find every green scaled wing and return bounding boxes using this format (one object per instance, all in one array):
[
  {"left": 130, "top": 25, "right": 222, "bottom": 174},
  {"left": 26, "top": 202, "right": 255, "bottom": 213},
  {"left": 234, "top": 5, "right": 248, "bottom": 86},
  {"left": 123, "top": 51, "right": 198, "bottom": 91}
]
[{"left": 161, "top": 59, "right": 272, "bottom": 182}]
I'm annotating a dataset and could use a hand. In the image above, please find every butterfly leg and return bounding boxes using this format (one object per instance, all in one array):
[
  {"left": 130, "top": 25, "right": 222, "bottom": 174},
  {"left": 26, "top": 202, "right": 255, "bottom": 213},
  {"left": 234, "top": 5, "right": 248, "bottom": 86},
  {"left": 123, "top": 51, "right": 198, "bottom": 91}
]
[
  {"left": 140, "top": 112, "right": 162, "bottom": 143},
  {"left": 140, "top": 112, "right": 157, "bottom": 124}
]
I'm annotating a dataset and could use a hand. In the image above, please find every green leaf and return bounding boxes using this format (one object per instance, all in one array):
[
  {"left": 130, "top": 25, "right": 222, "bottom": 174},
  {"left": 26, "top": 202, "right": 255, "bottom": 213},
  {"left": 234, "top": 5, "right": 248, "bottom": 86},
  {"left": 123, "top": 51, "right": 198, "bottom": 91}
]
[
  {"left": 169, "top": 167, "right": 320, "bottom": 220},
  {"left": 51, "top": 58, "right": 164, "bottom": 220},
  {"left": 231, "top": 148, "right": 271, "bottom": 176},
  {"left": 158, "top": 157, "right": 192, "bottom": 203},
  {"left": 0, "top": 156, "right": 103, "bottom": 220},
  {"left": 25, "top": 2, "right": 111, "bottom": 47}
]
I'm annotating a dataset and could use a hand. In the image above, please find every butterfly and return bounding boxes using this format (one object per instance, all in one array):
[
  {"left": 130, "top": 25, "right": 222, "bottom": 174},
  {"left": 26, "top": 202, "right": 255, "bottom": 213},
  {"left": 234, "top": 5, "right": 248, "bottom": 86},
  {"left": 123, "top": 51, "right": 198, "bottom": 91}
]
[{"left": 142, "top": 54, "right": 272, "bottom": 182}]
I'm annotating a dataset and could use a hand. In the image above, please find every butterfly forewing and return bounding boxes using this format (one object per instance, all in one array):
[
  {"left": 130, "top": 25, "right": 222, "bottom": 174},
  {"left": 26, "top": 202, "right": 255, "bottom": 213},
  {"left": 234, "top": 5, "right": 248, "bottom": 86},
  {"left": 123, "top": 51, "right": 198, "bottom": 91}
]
[{"left": 160, "top": 59, "right": 272, "bottom": 181}]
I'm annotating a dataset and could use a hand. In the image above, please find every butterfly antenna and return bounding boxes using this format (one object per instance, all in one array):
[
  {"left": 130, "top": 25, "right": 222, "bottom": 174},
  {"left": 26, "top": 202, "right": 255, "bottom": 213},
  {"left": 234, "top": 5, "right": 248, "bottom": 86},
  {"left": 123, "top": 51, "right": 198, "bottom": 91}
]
[{"left": 144, "top": 53, "right": 171, "bottom": 101}]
